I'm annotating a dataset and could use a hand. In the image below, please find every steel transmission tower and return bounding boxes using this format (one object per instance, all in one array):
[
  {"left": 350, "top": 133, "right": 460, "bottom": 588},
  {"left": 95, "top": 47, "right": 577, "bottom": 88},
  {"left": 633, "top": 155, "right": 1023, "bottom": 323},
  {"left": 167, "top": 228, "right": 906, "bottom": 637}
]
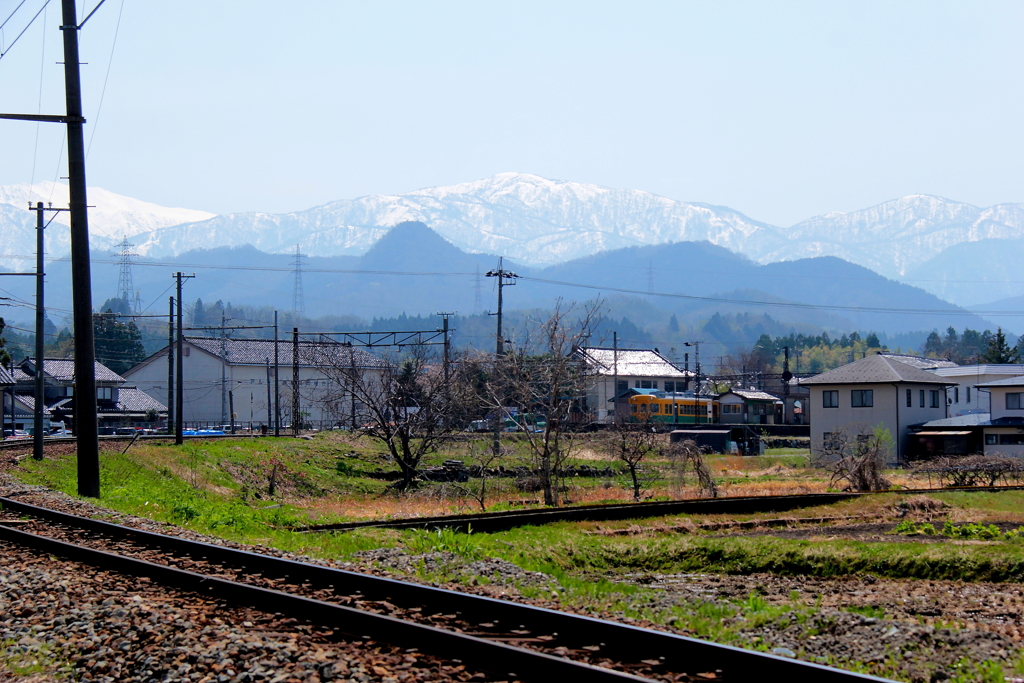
[
  {"left": 115, "top": 236, "right": 141, "bottom": 314},
  {"left": 290, "top": 244, "right": 306, "bottom": 317}
]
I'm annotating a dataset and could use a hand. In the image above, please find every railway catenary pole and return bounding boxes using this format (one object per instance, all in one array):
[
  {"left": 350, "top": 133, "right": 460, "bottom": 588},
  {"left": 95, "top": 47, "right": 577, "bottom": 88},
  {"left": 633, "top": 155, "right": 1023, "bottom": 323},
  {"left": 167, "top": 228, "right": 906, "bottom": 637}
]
[
  {"left": 265, "top": 358, "right": 272, "bottom": 432},
  {"left": 174, "top": 273, "right": 194, "bottom": 444},
  {"left": 31, "top": 202, "right": 48, "bottom": 460},
  {"left": 167, "top": 297, "right": 174, "bottom": 433},
  {"left": 59, "top": 0, "right": 99, "bottom": 496},
  {"left": 292, "top": 328, "right": 300, "bottom": 436},
  {"left": 274, "top": 311, "right": 280, "bottom": 436}
]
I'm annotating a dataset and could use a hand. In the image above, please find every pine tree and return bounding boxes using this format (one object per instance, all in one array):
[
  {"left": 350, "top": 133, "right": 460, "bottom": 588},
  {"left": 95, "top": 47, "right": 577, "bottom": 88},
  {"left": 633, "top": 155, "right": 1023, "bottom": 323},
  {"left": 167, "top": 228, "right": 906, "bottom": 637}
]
[{"left": 981, "top": 327, "right": 1021, "bottom": 364}]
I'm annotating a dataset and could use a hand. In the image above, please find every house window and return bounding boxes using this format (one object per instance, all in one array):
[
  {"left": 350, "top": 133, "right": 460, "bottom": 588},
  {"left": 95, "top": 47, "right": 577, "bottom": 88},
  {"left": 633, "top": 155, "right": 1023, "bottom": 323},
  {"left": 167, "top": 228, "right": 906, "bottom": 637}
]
[
  {"left": 906, "top": 389, "right": 912, "bottom": 408},
  {"left": 640, "top": 380, "right": 653, "bottom": 389},
  {"left": 616, "top": 380, "right": 628, "bottom": 394},
  {"left": 823, "top": 432, "right": 843, "bottom": 449},
  {"left": 967, "top": 387, "right": 971, "bottom": 403},
  {"left": 1007, "top": 393, "right": 1023, "bottom": 410},
  {"left": 986, "top": 434, "right": 998, "bottom": 445},
  {"left": 723, "top": 404, "right": 742, "bottom": 414},
  {"left": 664, "top": 381, "right": 675, "bottom": 392},
  {"left": 954, "top": 387, "right": 959, "bottom": 403},
  {"left": 823, "top": 390, "right": 839, "bottom": 408},
  {"left": 930, "top": 390, "right": 940, "bottom": 408},
  {"left": 1000, "top": 434, "right": 1024, "bottom": 445},
  {"left": 97, "top": 387, "right": 113, "bottom": 401},
  {"left": 851, "top": 390, "right": 873, "bottom": 407},
  {"left": 634, "top": 380, "right": 640, "bottom": 388},
  {"left": 920, "top": 390, "right": 925, "bottom": 408}
]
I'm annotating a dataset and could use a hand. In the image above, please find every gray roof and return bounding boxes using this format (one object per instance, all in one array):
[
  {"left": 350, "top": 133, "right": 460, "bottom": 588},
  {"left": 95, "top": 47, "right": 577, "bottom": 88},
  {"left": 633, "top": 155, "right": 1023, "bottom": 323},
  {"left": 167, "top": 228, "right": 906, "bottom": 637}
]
[
  {"left": 722, "top": 389, "right": 782, "bottom": 403},
  {"left": 184, "top": 337, "right": 387, "bottom": 369},
  {"left": 879, "top": 353, "right": 958, "bottom": 370},
  {"left": 913, "top": 413, "right": 991, "bottom": 428},
  {"left": 975, "top": 376, "right": 1024, "bottom": 389},
  {"left": 800, "top": 354, "right": 957, "bottom": 386},
  {"left": 578, "top": 347, "right": 690, "bottom": 378},
  {"left": 933, "top": 364, "right": 1024, "bottom": 378},
  {"left": 19, "top": 357, "right": 125, "bottom": 383},
  {"left": 104, "top": 387, "right": 167, "bottom": 414},
  {"left": 0, "top": 366, "right": 13, "bottom": 386}
]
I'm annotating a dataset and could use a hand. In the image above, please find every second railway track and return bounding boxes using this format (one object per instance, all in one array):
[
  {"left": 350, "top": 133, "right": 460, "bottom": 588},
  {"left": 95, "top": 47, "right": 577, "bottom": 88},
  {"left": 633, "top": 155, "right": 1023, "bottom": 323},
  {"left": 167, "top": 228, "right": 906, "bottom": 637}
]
[{"left": 0, "top": 495, "right": 891, "bottom": 682}]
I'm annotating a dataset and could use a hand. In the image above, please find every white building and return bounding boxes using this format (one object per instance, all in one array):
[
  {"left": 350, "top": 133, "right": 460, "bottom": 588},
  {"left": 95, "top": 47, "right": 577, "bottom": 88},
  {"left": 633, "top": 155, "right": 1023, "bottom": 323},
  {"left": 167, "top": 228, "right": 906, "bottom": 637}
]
[
  {"left": 575, "top": 347, "right": 692, "bottom": 424},
  {"left": 930, "top": 365, "right": 1024, "bottom": 416},
  {"left": 123, "top": 337, "right": 386, "bottom": 428}
]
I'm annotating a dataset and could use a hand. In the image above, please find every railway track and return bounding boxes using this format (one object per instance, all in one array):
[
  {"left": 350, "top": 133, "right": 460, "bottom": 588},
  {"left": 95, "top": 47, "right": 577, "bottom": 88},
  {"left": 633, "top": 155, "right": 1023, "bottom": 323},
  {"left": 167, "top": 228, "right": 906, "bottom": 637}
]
[{"left": 0, "top": 496, "right": 890, "bottom": 682}]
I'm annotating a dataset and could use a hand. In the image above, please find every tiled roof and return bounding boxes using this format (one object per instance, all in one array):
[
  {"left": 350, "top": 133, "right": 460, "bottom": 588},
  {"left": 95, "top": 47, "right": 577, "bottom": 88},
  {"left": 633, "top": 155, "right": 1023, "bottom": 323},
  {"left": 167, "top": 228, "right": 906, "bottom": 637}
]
[
  {"left": 184, "top": 337, "right": 387, "bottom": 369},
  {"left": 105, "top": 387, "right": 166, "bottom": 414},
  {"left": 0, "top": 366, "right": 13, "bottom": 386},
  {"left": 578, "top": 347, "right": 690, "bottom": 378},
  {"left": 800, "top": 354, "right": 957, "bottom": 386},
  {"left": 879, "top": 353, "right": 958, "bottom": 370},
  {"left": 19, "top": 357, "right": 125, "bottom": 383}
]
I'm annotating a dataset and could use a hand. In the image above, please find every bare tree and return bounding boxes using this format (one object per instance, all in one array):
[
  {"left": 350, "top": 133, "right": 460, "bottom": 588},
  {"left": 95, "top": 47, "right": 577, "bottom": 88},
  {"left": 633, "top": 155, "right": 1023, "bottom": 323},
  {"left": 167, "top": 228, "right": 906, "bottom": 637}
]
[
  {"left": 669, "top": 439, "right": 719, "bottom": 498},
  {"left": 817, "top": 426, "right": 892, "bottom": 492},
  {"left": 600, "top": 423, "right": 664, "bottom": 501},
  {"left": 314, "top": 344, "right": 480, "bottom": 491},
  {"left": 486, "top": 300, "right": 603, "bottom": 506}
]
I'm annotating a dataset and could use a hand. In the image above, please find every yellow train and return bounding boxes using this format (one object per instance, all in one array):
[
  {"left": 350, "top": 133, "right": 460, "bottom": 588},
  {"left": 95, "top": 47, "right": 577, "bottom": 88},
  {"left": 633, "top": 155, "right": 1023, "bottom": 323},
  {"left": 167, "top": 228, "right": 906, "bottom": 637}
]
[{"left": 627, "top": 392, "right": 718, "bottom": 424}]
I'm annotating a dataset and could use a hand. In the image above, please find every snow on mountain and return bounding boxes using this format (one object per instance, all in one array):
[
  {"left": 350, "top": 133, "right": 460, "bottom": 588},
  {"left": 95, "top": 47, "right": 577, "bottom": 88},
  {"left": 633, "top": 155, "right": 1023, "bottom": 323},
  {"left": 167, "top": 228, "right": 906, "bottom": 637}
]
[
  {"left": 0, "top": 181, "right": 215, "bottom": 270},
  {"left": 135, "top": 172, "right": 786, "bottom": 265}
]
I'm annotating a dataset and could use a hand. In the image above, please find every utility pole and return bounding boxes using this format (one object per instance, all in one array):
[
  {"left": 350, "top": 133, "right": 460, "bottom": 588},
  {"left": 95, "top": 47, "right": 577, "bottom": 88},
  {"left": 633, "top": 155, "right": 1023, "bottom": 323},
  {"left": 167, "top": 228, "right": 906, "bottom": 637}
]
[
  {"left": 167, "top": 297, "right": 174, "bottom": 433},
  {"left": 265, "top": 358, "right": 272, "bottom": 432},
  {"left": 486, "top": 259, "right": 518, "bottom": 455},
  {"left": 437, "top": 312, "right": 455, "bottom": 387},
  {"left": 685, "top": 341, "right": 701, "bottom": 424},
  {"left": 174, "top": 272, "right": 194, "bottom": 444},
  {"left": 612, "top": 331, "right": 618, "bottom": 424},
  {"left": 292, "top": 328, "right": 300, "bottom": 436},
  {"left": 64, "top": 0, "right": 98, "bottom": 497},
  {"left": 220, "top": 311, "right": 231, "bottom": 427},
  {"left": 274, "top": 311, "right": 280, "bottom": 436},
  {"left": 30, "top": 202, "right": 64, "bottom": 460}
]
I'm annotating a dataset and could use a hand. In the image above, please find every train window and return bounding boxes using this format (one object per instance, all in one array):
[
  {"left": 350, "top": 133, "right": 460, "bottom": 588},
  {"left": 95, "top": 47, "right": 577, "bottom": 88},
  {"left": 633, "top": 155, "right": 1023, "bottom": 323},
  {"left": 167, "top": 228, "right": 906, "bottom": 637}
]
[{"left": 651, "top": 404, "right": 660, "bottom": 413}]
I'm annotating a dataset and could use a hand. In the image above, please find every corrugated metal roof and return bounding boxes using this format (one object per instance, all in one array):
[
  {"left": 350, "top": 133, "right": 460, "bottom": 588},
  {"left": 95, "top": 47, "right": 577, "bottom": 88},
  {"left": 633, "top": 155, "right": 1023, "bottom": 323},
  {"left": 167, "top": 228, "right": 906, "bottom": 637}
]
[
  {"left": 577, "top": 347, "right": 690, "bottom": 378},
  {"left": 723, "top": 389, "right": 782, "bottom": 402},
  {"left": 879, "top": 353, "right": 958, "bottom": 370},
  {"left": 800, "top": 354, "right": 957, "bottom": 386},
  {"left": 184, "top": 337, "right": 388, "bottom": 369}
]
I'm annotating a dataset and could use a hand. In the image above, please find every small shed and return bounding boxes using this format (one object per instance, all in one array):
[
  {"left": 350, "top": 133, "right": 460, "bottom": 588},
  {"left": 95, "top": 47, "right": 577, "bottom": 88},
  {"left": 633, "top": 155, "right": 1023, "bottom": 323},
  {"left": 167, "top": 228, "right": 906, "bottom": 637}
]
[{"left": 670, "top": 429, "right": 732, "bottom": 454}]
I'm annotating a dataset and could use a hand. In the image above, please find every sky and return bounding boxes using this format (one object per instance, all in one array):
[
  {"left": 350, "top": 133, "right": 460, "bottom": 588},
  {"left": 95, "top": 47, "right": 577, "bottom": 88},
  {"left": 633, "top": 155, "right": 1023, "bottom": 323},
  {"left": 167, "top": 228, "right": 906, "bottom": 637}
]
[{"left": 0, "top": 0, "right": 1021, "bottom": 227}]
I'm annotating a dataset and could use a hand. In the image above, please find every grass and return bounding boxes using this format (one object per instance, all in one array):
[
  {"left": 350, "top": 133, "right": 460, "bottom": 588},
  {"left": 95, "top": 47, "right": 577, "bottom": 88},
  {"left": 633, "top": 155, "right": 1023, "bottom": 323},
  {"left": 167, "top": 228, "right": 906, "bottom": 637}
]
[{"left": 11, "top": 434, "right": 1024, "bottom": 681}]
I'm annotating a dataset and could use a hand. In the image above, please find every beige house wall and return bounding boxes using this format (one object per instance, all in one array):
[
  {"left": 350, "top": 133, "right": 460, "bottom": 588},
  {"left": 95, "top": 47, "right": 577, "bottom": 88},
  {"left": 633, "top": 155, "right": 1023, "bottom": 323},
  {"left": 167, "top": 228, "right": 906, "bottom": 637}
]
[{"left": 809, "top": 383, "right": 948, "bottom": 463}]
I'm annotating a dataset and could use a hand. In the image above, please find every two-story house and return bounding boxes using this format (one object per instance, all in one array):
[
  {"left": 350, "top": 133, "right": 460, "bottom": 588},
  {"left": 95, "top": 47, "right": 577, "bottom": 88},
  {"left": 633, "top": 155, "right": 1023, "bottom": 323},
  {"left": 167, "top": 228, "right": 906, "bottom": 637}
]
[
  {"left": 800, "top": 354, "right": 955, "bottom": 464},
  {"left": 574, "top": 347, "right": 692, "bottom": 424},
  {"left": 929, "top": 365, "right": 1024, "bottom": 416}
]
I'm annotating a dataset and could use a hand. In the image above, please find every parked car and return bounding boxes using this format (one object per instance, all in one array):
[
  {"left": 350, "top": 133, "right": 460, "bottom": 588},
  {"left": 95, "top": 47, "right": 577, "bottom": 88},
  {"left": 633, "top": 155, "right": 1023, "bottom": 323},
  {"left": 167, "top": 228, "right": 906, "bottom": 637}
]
[{"left": 3, "top": 429, "right": 29, "bottom": 439}]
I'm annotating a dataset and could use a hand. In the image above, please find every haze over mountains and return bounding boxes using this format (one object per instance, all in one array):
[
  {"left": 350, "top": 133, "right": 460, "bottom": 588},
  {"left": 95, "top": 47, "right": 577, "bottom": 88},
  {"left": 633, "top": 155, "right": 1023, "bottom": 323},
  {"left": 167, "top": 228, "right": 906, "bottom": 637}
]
[{"left": 1, "top": 173, "right": 1022, "bottom": 311}]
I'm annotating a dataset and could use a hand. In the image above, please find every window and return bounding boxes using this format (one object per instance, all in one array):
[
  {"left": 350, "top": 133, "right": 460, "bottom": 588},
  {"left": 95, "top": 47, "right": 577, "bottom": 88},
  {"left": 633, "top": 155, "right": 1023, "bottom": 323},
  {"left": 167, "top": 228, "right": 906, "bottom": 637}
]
[
  {"left": 920, "top": 390, "right": 925, "bottom": 408},
  {"left": 823, "top": 390, "right": 839, "bottom": 408},
  {"left": 851, "top": 390, "right": 873, "bottom": 407},
  {"left": 630, "top": 404, "right": 637, "bottom": 413},
  {"left": 616, "top": 380, "right": 628, "bottom": 394},
  {"left": 664, "top": 381, "right": 675, "bottom": 392},
  {"left": 967, "top": 386, "right": 971, "bottom": 403},
  {"left": 986, "top": 434, "right": 998, "bottom": 445},
  {"left": 650, "top": 403, "right": 660, "bottom": 413},
  {"left": 906, "top": 389, "right": 912, "bottom": 408},
  {"left": 823, "top": 432, "right": 843, "bottom": 449},
  {"left": 1000, "top": 434, "right": 1024, "bottom": 445},
  {"left": 634, "top": 380, "right": 640, "bottom": 388},
  {"left": 1008, "top": 393, "right": 1023, "bottom": 410},
  {"left": 97, "top": 387, "right": 113, "bottom": 401},
  {"left": 930, "top": 390, "right": 940, "bottom": 408},
  {"left": 723, "top": 404, "right": 742, "bottom": 414},
  {"left": 640, "top": 380, "right": 653, "bottom": 389},
  {"left": 954, "top": 387, "right": 959, "bottom": 403}
]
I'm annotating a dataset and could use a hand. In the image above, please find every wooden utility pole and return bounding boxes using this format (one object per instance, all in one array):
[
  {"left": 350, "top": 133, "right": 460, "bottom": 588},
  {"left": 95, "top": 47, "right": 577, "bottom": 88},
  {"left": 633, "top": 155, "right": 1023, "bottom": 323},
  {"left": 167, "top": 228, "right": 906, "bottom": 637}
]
[{"left": 30, "top": 202, "right": 64, "bottom": 460}]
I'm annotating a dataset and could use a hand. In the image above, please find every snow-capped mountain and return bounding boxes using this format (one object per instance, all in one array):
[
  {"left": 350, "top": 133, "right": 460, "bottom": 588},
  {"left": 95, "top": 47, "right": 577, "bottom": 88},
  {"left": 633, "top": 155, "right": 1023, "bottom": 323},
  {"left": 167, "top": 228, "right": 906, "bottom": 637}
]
[
  {"left": 2, "top": 174, "right": 1023, "bottom": 306},
  {"left": 0, "top": 181, "right": 214, "bottom": 271},
  {"left": 133, "top": 173, "right": 785, "bottom": 265}
]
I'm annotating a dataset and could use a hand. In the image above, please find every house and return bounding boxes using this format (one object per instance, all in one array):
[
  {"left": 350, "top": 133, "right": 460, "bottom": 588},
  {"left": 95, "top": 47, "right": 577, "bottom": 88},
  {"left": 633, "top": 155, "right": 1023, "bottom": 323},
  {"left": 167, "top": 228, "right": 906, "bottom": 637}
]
[
  {"left": 12, "top": 357, "right": 167, "bottom": 431},
  {"left": 717, "top": 389, "right": 784, "bottom": 425},
  {"left": 800, "top": 354, "right": 955, "bottom": 463},
  {"left": 574, "top": 347, "right": 692, "bottom": 424},
  {"left": 123, "top": 337, "right": 386, "bottom": 428},
  {"left": 929, "top": 365, "right": 1024, "bottom": 417}
]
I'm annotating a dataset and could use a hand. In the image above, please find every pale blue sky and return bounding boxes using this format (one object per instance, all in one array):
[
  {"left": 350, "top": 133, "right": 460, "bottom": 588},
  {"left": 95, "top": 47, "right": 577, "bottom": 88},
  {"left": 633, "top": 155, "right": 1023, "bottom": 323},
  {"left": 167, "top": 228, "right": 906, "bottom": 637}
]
[{"left": 0, "top": 0, "right": 1020, "bottom": 226}]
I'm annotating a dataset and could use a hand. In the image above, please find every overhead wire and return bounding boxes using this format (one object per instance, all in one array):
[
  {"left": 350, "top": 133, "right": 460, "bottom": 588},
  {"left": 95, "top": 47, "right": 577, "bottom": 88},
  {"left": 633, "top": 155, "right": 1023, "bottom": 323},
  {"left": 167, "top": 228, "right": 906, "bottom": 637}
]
[{"left": 0, "top": 0, "right": 49, "bottom": 60}]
